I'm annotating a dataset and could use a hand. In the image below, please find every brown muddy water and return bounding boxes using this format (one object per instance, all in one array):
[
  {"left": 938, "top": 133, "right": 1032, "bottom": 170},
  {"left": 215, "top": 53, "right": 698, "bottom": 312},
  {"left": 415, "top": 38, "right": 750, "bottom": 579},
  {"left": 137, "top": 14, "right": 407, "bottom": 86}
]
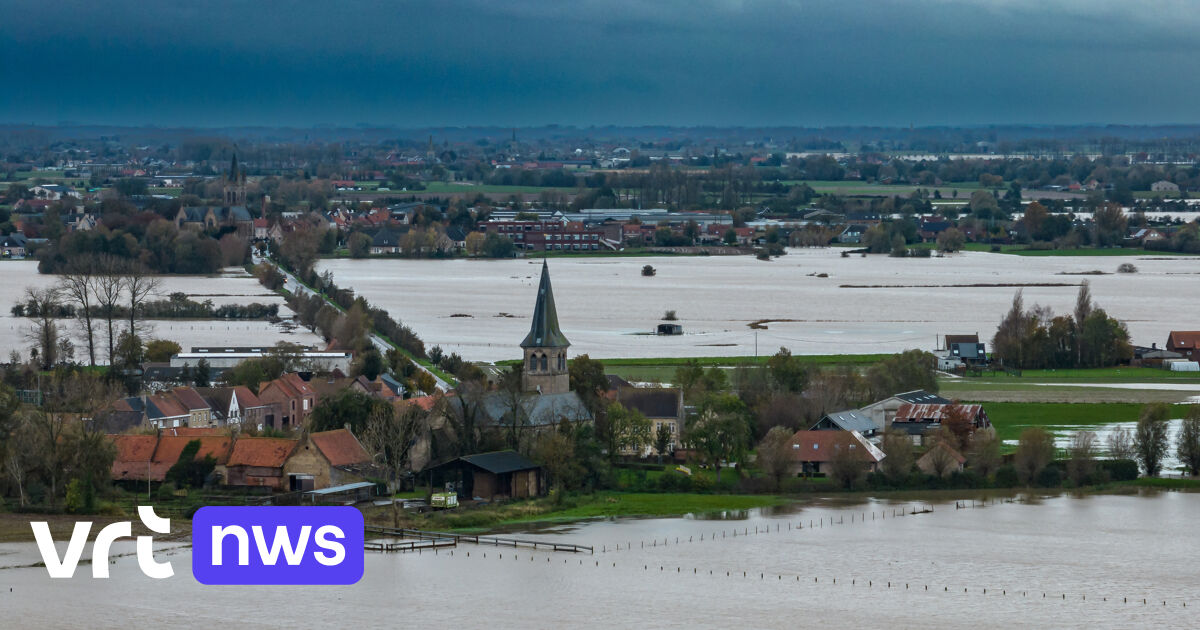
[{"left": 1, "top": 492, "right": 1197, "bottom": 628}]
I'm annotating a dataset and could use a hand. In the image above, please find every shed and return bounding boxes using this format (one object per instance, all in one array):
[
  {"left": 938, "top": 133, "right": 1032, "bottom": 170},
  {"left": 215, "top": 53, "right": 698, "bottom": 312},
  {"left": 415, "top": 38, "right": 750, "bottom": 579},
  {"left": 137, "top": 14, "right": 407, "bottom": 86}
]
[
  {"left": 810, "top": 410, "right": 878, "bottom": 437},
  {"left": 656, "top": 323, "right": 683, "bottom": 335},
  {"left": 305, "top": 481, "right": 376, "bottom": 504},
  {"left": 424, "top": 450, "right": 543, "bottom": 501}
]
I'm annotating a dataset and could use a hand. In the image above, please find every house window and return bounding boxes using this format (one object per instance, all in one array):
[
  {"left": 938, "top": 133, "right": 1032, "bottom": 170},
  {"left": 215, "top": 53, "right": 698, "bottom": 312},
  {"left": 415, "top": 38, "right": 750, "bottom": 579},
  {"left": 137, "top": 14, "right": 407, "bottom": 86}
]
[{"left": 303, "top": 399, "right": 309, "bottom": 410}]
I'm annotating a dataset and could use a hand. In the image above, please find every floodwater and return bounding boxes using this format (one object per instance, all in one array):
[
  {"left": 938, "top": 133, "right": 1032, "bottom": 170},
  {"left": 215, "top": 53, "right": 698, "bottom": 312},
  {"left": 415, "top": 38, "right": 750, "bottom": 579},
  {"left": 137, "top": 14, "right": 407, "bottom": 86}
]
[
  {"left": 0, "top": 261, "right": 322, "bottom": 360},
  {"left": 1, "top": 492, "right": 1198, "bottom": 628},
  {"left": 318, "top": 249, "right": 1199, "bottom": 362}
]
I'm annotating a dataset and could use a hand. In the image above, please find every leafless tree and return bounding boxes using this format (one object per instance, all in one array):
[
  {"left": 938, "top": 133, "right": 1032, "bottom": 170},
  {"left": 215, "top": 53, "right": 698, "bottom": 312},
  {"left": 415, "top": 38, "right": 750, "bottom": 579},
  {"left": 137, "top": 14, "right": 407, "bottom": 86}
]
[
  {"left": 755, "top": 426, "right": 795, "bottom": 490},
  {"left": 122, "top": 263, "right": 161, "bottom": 338},
  {"left": 967, "top": 429, "right": 1002, "bottom": 477},
  {"left": 1176, "top": 407, "right": 1200, "bottom": 476},
  {"left": 1066, "top": 431, "right": 1097, "bottom": 484},
  {"left": 360, "top": 402, "right": 423, "bottom": 528},
  {"left": 1106, "top": 426, "right": 1136, "bottom": 461},
  {"left": 1014, "top": 427, "right": 1056, "bottom": 485},
  {"left": 59, "top": 257, "right": 101, "bottom": 366},
  {"left": 881, "top": 429, "right": 914, "bottom": 480},
  {"left": 94, "top": 255, "right": 125, "bottom": 362},
  {"left": 925, "top": 441, "right": 958, "bottom": 478}
]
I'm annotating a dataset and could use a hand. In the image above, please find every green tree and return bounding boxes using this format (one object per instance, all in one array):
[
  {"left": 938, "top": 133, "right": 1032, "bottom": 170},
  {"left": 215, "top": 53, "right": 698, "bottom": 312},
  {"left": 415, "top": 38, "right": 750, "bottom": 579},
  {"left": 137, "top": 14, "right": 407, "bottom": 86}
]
[
  {"left": 348, "top": 232, "right": 372, "bottom": 258},
  {"left": 1176, "top": 406, "right": 1200, "bottom": 476},
  {"left": 1135, "top": 403, "right": 1170, "bottom": 476},
  {"left": 766, "top": 347, "right": 807, "bottom": 392},
  {"left": 308, "top": 389, "right": 392, "bottom": 433},
  {"left": 144, "top": 339, "right": 182, "bottom": 363},
  {"left": 686, "top": 394, "right": 751, "bottom": 482},
  {"left": 935, "top": 227, "right": 965, "bottom": 252},
  {"left": 654, "top": 423, "right": 672, "bottom": 464},
  {"left": 603, "top": 402, "right": 651, "bottom": 460},
  {"left": 967, "top": 430, "right": 1002, "bottom": 478},
  {"left": 352, "top": 347, "right": 385, "bottom": 380},
  {"left": 193, "top": 358, "right": 211, "bottom": 388},
  {"left": 569, "top": 354, "right": 609, "bottom": 416},
  {"left": 166, "top": 439, "right": 217, "bottom": 489}
]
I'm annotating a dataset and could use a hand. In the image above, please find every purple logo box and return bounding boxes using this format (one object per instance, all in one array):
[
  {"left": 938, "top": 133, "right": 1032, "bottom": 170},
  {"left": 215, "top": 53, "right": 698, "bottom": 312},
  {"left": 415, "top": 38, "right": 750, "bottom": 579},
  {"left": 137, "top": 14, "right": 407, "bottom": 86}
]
[{"left": 192, "top": 506, "right": 364, "bottom": 585}]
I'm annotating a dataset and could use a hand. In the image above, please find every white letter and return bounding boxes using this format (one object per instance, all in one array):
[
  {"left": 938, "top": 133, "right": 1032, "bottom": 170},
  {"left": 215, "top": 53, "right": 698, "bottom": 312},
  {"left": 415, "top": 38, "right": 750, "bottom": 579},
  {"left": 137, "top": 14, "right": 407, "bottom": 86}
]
[
  {"left": 136, "top": 506, "right": 174, "bottom": 578},
  {"left": 313, "top": 525, "right": 345, "bottom": 566},
  {"left": 91, "top": 521, "right": 131, "bottom": 578},
  {"left": 211, "top": 526, "right": 249, "bottom": 566},
  {"left": 253, "top": 525, "right": 310, "bottom": 566},
  {"left": 31, "top": 521, "right": 91, "bottom": 579}
]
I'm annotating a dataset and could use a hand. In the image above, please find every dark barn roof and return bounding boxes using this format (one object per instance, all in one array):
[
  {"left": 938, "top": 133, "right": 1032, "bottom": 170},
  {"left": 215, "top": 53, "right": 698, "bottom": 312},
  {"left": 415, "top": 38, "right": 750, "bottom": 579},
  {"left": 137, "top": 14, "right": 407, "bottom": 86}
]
[{"left": 460, "top": 450, "right": 540, "bottom": 475}]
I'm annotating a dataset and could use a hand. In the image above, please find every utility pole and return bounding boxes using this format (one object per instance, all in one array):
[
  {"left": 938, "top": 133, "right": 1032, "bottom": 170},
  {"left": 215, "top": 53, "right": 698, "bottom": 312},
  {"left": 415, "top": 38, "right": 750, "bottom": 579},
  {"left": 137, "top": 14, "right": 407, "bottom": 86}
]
[{"left": 755, "top": 330, "right": 759, "bottom": 358}]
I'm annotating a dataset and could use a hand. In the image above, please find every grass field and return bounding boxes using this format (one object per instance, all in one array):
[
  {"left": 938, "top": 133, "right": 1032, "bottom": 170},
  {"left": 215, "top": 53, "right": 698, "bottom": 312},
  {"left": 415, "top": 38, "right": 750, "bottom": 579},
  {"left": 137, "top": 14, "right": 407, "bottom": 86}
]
[
  {"left": 975, "top": 402, "right": 1192, "bottom": 442},
  {"left": 939, "top": 381, "right": 1200, "bottom": 404},
  {"left": 956, "top": 366, "right": 1200, "bottom": 384}
]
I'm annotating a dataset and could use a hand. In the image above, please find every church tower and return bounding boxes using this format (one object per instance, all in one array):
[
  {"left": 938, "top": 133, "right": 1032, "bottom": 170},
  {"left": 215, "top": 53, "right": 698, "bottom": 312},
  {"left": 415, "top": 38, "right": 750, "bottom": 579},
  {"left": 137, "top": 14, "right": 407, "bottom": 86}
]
[
  {"left": 223, "top": 153, "right": 247, "bottom": 207},
  {"left": 521, "top": 261, "right": 570, "bottom": 394}
]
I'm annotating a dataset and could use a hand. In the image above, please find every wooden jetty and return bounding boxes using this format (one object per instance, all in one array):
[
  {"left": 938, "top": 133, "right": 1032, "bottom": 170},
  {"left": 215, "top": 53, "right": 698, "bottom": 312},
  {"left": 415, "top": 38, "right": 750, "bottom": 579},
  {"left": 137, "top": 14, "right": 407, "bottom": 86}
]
[
  {"left": 365, "top": 537, "right": 457, "bottom": 553},
  {"left": 365, "top": 526, "right": 592, "bottom": 554}
]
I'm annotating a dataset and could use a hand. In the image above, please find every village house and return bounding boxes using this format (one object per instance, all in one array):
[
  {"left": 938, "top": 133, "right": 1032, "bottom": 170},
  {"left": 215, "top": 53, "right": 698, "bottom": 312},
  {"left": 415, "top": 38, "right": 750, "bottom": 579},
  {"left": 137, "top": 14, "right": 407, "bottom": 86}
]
[
  {"left": 30, "top": 184, "right": 82, "bottom": 200},
  {"left": 109, "top": 431, "right": 233, "bottom": 484},
  {"left": 0, "top": 233, "right": 28, "bottom": 258},
  {"left": 257, "top": 373, "right": 318, "bottom": 430},
  {"left": 282, "top": 428, "right": 374, "bottom": 491},
  {"left": 1166, "top": 331, "right": 1200, "bottom": 360},
  {"left": 809, "top": 409, "right": 880, "bottom": 438},
  {"left": 916, "top": 441, "right": 967, "bottom": 477},
  {"left": 786, "top": 430, "right": 885, "bottom": 476},
  {"left": 612, "top": 386, "right": 685, "bottom": 456},
  {"left": 197, "top": 386, "right": 272, "bottom": 427},
  {"left": 1151, "top": 180, "right": 1180, "bottom": 193},
  {"left": 857, "top": 390, "right": 952, "bottom": 434},
  {"left": 370, "top": 228, "right": 404, "bottom": 254},
  {"left": 224, "top": 437, "right": 299, "bottom": 489}
]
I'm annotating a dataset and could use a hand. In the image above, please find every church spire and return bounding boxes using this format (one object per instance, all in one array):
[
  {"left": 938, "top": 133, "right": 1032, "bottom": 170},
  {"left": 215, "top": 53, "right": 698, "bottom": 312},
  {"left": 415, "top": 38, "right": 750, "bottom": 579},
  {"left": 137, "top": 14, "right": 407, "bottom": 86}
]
[{"left": 521, "top": 260, "right": 569, "bottom": 349}]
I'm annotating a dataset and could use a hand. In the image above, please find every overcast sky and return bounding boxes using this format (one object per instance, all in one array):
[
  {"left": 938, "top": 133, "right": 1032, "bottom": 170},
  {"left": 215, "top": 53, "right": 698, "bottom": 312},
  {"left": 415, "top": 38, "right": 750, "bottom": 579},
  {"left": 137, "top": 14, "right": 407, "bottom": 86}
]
[{"left": 2, "top": 0, "right": 1196, "bottom": 127}]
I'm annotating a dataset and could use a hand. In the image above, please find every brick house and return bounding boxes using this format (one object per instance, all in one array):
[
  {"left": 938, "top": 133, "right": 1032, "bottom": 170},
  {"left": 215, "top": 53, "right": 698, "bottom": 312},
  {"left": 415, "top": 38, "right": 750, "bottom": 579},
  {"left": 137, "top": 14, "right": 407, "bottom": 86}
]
[
  {"left": 257, "top": 373, "right": 318, "bottom": 430},
  {"left": 282, "top": 428, "right": 373, "bottom": 491},
  {"left": 224, "top": 437, "right": 299, "bottom": 489},
  {"left": 1167, "top": 331, "right": 1200, "bottom": 360}
]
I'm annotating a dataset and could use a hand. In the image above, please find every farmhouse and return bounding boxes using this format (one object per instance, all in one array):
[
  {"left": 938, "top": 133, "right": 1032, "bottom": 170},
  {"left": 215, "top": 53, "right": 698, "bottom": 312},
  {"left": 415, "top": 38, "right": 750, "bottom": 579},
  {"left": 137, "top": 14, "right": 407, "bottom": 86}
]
[
  {"left": 1166, "top": 331, "right": 1200, "bottom": 359},
  {"left": 786, "top": 430, "right": 885, "bottom": 476},
  {"left": 809, "top": 409, "right": 879, "bottom": 438},
  {"left": 857, "top": 390, "right": 951, "bottom": 434}
]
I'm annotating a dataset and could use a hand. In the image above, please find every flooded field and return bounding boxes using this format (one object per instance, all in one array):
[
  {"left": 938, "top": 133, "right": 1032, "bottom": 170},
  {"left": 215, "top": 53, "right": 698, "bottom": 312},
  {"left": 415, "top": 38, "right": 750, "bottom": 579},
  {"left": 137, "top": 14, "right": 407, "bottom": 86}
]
[
  {"left": 1, "top": 492, "right": 1197, "bottom": 628},
  {"left": 0, "top": 261, "right": 322, "bottom": 360},
  {"left": 318, "top": 249, "right": 1199, "bottom": 362}
]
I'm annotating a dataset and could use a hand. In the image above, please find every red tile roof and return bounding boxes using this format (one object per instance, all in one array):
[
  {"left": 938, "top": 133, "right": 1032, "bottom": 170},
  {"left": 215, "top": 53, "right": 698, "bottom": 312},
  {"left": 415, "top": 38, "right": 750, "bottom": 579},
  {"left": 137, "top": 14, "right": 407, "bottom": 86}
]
[
  {"left": 159, "top": 427, "right": 225, "bottom": 437},
  {"left": 148, "top": 392, "right": 188, "bottom": 418},
  {"left": 227, "top": 437, "right": 297, "bottom": 468},
  {"left": 172, "top": 387, "right": 211, "bottom": 411},
  {"left": 153, "top": 435, "right": 233, "bottom": 467},
  {"left": 787, "top": 430, "right": 884, "bottom": 464},
  {"left": 1168, "top": 331, "right": 1200, "bottom": 350},
  {"left": 310, "top": 429, "right": 371, "bottom": 467}
]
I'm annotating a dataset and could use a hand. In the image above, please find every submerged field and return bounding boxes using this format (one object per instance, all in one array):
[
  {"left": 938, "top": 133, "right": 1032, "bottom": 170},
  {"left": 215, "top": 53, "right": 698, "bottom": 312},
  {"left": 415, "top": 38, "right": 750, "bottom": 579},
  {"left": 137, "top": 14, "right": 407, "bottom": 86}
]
[{"left": 318, "top": 249, "right": 1200, "bottom": 363}]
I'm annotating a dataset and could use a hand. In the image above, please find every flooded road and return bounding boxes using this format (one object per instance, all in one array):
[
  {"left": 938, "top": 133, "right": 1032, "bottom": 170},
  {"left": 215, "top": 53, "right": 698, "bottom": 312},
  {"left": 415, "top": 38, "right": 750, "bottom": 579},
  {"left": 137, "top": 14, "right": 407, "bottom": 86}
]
[{"left": 2, "top": 492, "right": 1197, "bottom": 628}]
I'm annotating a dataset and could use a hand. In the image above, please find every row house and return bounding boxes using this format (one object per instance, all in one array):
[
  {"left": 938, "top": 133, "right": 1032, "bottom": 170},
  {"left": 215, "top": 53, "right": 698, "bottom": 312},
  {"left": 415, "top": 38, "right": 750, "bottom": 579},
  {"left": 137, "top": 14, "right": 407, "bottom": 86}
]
[{"left": 257, "top": 373, "right": 318, "bottom": 431}]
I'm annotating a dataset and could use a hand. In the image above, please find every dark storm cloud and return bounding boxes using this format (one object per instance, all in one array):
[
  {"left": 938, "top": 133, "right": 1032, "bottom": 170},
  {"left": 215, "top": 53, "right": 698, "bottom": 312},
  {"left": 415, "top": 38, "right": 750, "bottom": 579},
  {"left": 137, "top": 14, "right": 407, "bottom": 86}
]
[{"left": 1, "top": 0, "right": 1197, "bottom": 126}]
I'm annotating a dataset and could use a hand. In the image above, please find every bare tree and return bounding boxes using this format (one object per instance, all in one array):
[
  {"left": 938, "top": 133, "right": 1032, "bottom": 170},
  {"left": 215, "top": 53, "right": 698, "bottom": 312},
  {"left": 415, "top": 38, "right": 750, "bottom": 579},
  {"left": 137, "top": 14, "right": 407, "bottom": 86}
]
[
  {"left": 925, "top": 440, "right": 959, "bottom": 478},
  {"left": 1066, "top": 431, "right": 1097, "bottom": 485},
  {"left": 1014, "top": 427, "right": 1056, "bottom": 485},
  {"left": 122, "top": 263, "right": 161, "bottom": 338},
  {"left": 880, "top": 429, "right": 914, "bottom": 480},
  {"left": 967, "top": 430, "right": 1002, "bottom": 477},
  {"left": 94, "top": 255, "right": 125, "bottom": 363},
  {"left": 829, "top": 439, "right": 865, "bottom": 489},
  {"left": 755, "top": 426, "right": 795, "bottom": 490},
  {"left": 360, "top": 402, "right": 423, "bottom": 528},
  {"left": 1106, "top": 426, "right": 1136, "bottom": 461},
  {"left": 59, "top": 258, "right": 100, "bottom": 366},
  {"left": 22, "top": 286, "right": 62, "bottom": 369}
]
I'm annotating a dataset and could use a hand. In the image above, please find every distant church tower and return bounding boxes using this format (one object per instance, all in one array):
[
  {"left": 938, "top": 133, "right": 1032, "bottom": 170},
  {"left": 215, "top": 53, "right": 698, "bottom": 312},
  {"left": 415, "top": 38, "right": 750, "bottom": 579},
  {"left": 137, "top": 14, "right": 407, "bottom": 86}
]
[
  {"left": 521, "top": 261, "right": 570, "bottom": 394},
  {"left": 223, "top": 153, "right": 247, "bottom": 207}
]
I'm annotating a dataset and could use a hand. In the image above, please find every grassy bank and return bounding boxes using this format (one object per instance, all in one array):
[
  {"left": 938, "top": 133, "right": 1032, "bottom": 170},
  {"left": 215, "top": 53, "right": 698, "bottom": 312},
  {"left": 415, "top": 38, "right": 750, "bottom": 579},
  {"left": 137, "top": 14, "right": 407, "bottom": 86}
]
[{"left": 363, "top": 491, "right": 787, "bottom": 533}]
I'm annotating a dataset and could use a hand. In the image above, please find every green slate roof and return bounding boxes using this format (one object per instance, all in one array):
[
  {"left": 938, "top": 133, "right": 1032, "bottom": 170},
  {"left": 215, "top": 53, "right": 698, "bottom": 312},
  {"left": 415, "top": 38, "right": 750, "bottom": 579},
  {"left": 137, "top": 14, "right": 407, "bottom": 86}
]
[{"left": 521, "top": 261, "right": 570, "bottom": 349}]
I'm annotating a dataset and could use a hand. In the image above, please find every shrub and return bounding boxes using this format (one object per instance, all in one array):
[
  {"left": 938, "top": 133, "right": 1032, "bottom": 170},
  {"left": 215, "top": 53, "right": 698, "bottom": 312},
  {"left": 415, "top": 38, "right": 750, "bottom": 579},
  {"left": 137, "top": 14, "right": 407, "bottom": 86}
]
[
  {"left": 1117, "top": 263, "right": 1138, "bottom": 274},
  {"left": 994, "top": 465, "right": 1019, "bottom": 487},
  {"left": 663, "top": 310, "right": 677, "bottom": 321},
  {"left": 641, "top": 265, "right": 656, "bottom": 277},
  {"left": 1100, "top": 458, "right": 1139, "bottom": 482},
  {"left": 1036, "top": 465, "right": 1063, "bottom": 488}
]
